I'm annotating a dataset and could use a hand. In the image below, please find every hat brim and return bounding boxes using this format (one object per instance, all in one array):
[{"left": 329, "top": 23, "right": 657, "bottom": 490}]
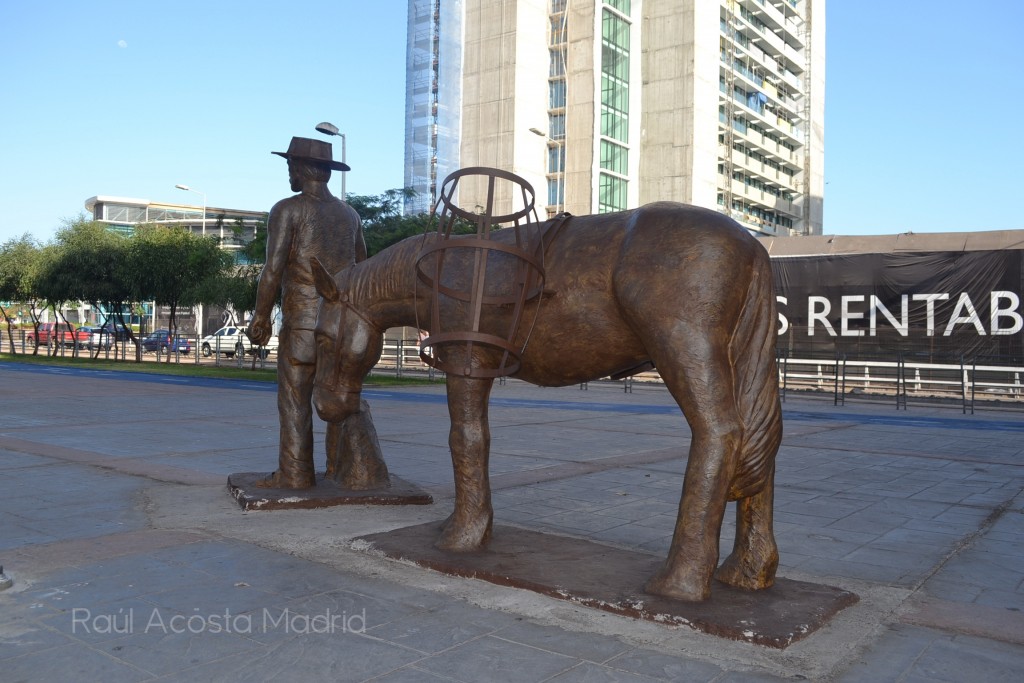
[{"left": 272, "top": 151, "right": 350, "bottom": 172}]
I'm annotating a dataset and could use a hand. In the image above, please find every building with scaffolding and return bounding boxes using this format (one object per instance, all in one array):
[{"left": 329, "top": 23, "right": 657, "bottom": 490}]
[
  {"left": 403, "top": 0, "right": 824, "bottom": 236},
  {"left": 405, "top": 0, "right": 465, "bottom": 215}
]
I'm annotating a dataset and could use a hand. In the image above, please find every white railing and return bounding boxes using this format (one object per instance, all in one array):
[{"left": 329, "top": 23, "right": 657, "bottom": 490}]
[
  {"left": 776, "top": 354, "right": 1024, "bottom": 413},
  {"left": 4, "top": 327, "right": 1021, "bottom": 412}
]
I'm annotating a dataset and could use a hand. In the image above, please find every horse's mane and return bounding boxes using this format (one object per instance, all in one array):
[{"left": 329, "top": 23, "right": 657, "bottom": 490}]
[{"left": 349, "top": 234, "right": 428, "bottom": 310}]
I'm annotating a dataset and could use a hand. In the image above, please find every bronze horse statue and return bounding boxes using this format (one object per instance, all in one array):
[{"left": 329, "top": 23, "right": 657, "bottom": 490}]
[{"left": 311, "top": 201, "right": 783, "bottom": 602}]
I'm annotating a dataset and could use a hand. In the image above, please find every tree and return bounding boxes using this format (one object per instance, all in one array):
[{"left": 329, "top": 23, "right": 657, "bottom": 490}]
[
  {"left": 237, "top": 216, "right": 268, "bottom": 266},
  {"left": 212, "top": 216, "right": 269, "bottom": 324},
  {"left": 33, "top": 240, "right": 85, "bottom": 357},
  {"left": 348, "top": 188, "right": 477, "bottom": 256},
  {"left": 0, "top": 234, "right": 41, "bottom": 352},
  {"left": 126, "top": 225, "right": 232, "bottom": 362},
  {"left": 45, "top": 217, "right": 135, "bottom": 357}
]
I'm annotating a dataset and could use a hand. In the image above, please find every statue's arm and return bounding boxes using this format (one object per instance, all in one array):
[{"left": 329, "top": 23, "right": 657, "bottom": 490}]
[{"left": 250, "top": 201, "right": 291, "bottom": 343}]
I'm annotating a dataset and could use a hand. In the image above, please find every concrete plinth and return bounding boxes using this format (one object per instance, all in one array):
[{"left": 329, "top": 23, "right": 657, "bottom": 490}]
[
  {"left": 358, "top": 521, "right": 858, "bottom": 649},
  {"left": 227, "top": 472, "right": 433, "bottom": 511}
]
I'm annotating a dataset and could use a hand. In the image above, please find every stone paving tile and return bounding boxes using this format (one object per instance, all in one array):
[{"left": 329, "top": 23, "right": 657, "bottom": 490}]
[
  {"left": 0, "top": 613, "right": 76, "bottom": 660},
  {"left": 603, "top": 648, "right": 726, "bottom": 682},
  {"left": 797, "top": 556, "right": 921, "bottom": 585},
  {"left": 925, "top": 550, "right": 1024, "bottom": 597},
  {"left": 0, "top": 521, "right": 60, "bottom": 551},
  {"left": 529, "top": 509, "right": 633, "bottom": 535},
  {"left": 597, "top": 525, "right": 673, "bottom": 553},
  {"left": 26, "top": 559, "right": 206, "bottom": 609},
  {"left": 775, "top": 531, "right": 864, "bottom": 561},
  {"left": 159, "top": 631, "right": 425, "bottom": 682},
  {"left": 0, "top": 451, "right": 53, "bottom": 469},
  {"left": 488, "top": 453, "right": 568, "bottom": 476},
  {"left": 36, "top": 596, "right": 172, "bottom": 645},
  {"left": 140, "top": 581, "right": 288, "bottom": 622},
  {"left": 99, "top": 627, "right": 262, "bottom": 678},
  {"left": 244, "top": 588, "right": 435, "bottom": 647},
  {"left": 141, "top": 451, "right": 277, "bottom": 477},
  {"left": 590, "top": 498, "right": 680, "bottom": 523},
  {"left": 545, "top": 661, "right": 666, "bottom": 682},
  {"left": 413, "top": 634, "right": 580, "bottom": 682},
  {"left": 837, "top": 625, "right": 1024, "bottom": 683},
  {"left": 1, "top": 643, "right": 152, "bottom": 682},
  {"left": 365, "top": 602, "right": 506, "bottom": 655},
  {"left": 970, "top": 588, "right": 1024, "bottom": 612},
  {"left": 711, "top": 671, "right": 794, "bottom": 682},
  {"left": 369, "top": 667, "right": 459, "bottom": 682},
  {"left": 872, "top": 526, "right": 964, "bottom": 549},
  {"left": 491, "top": 620, "right": 632, "bottom": 664}
]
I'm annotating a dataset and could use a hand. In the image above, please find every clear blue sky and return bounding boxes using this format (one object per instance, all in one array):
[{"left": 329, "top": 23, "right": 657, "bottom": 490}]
[{"left": 1, "top": 1, "right": 1020, "bottom": 244}]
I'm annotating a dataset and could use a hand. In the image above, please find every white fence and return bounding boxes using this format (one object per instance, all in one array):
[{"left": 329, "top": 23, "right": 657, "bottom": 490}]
[
  {"left": 776, "top": 354, "right": 1023, "bottom": 413},
  {"left": 5, "top": 327, "right": 1022, "bottom": 412}
]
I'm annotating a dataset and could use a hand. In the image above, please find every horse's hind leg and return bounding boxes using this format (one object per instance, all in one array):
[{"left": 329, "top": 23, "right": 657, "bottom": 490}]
[
  {"left": 643, "top": 339, "right": 742, "bottom": 602},
  {"left": 716, "top": 467, "right": 778, "bottom": 590},
  {"left": 436, "top": 374, "right": 494, "bottom": 551}
]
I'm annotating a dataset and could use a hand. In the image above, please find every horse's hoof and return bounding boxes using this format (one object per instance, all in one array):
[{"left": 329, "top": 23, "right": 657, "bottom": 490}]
[
  {"left": 433, "top": 533, "right": 486, "bottom": 553},
  {"left": 715, "top": 551, "right": 778, "bottom": 590},
  {"left": 434, "top": 516, "right": 492, "bottom": 552},
  {"left": 253, "top": 471, "right": 315, "bottom": 490},
  {"left": 644, "top": 569, "right": 711, "bottom": 602}
]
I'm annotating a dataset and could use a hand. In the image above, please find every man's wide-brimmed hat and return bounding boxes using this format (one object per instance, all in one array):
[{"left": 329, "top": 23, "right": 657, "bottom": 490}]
[{"left": 272, "top": 136, "right": 350, "bottom": 172}]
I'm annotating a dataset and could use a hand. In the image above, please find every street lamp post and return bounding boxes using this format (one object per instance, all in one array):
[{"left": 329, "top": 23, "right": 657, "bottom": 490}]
[
  {"left": 529, "top": 127, "right": 564, "bottom": 214},
  {"left": 174, "top": 184, "right": 207, "bottom": 237},
  {"left": 314, "top": 121, "right": 347, "bottom": 201},
  {"left": 175, "top": 184, "right": 207, "bottom": 339}
]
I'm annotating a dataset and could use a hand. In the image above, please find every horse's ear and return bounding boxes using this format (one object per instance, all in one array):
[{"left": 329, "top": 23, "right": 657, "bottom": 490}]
[{"left": 310, "top": 258, "right": 341, "bottom": 302}]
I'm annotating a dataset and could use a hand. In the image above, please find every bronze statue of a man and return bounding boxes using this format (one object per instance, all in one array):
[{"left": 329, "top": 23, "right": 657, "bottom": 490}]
[{"left": 249, "top": 136, "right": 388, "bottom": 490}]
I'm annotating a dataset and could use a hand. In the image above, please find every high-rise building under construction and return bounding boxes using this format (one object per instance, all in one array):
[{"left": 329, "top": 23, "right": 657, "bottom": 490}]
[{"left": 404, "top": 0, "right": 824, "bottom": 236}]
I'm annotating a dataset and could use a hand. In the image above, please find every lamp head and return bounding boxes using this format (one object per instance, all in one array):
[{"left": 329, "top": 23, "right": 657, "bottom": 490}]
[{"left": 315, "top": 121, "right": 340, "bottom": 136}]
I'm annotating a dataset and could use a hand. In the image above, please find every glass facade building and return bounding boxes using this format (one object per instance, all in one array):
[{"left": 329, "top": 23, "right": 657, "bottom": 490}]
[{"left": 85, "top": 196, "right": 267, "bottom": 263}]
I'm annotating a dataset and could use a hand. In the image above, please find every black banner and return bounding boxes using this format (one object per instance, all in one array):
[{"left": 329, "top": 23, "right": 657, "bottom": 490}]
[{"left": 771, "top": 250, "right": 1024, "bottom": 362}]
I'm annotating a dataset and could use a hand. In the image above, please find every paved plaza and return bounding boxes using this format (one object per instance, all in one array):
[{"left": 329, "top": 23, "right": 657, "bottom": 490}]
[{"left": 1, "top": 361, "right": 1023, "bottom": 681}]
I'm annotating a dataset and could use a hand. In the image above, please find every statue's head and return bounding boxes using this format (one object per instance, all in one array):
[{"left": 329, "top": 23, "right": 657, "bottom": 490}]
[
  {"left": 287, "top": 159, "right": 331, "bottom": 192},
  {"left": 273, "top": 136, "right": 349, "bottom": 191}
]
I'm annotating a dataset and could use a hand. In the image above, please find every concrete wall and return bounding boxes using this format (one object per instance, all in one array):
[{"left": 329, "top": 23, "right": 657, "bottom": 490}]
[
  {"left": 461, "top": 0, "right": 549, "bottom": 217},
  {"left": 639, "top": 0, "right": 719, "bottom": 207}
]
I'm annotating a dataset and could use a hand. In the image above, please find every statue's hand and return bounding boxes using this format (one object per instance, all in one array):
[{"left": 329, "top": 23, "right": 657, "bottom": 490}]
[{"left": 248, "top": 317, "right": 271, "bottom": 345}]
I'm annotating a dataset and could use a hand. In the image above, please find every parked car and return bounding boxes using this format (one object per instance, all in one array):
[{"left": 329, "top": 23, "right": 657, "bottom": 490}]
[
  {"left": 94, "top": 321, "right": 132, "bottom": 343},
  {"left": 200, "top": 325, "right": 278, "bottom": 359},
  {"left": 81, "top": 326, "right": 112, "bottom": 351},
  {"left": 26, "top": 322, "right": 91, "bottom": 348},
  {"left": 141, "top": 330, "right": 192, "bottom": 355}
]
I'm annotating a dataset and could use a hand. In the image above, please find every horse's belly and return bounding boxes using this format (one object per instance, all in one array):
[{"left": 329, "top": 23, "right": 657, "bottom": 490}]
[{"left": 514, "top": 308, "right": 648, "bottom": 387}]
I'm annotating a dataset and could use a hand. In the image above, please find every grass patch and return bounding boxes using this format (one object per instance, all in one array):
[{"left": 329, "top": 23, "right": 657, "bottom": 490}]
[{"left": 0, "top": 352, "right": 444, "bottom": 387}]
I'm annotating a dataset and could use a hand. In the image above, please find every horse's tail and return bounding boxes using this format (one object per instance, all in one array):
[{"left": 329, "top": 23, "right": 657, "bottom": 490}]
[{"left": 728, "top": 249, "right": 783, "bottom": 500}]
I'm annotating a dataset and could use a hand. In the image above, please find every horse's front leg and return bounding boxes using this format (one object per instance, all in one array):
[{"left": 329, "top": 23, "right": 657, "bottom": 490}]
[{"left": 436, "top": 374, "right": 494, "bottom": 552}]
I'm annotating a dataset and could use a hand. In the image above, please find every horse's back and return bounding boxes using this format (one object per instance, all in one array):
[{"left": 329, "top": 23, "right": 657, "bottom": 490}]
[
  {"left": 516, "top": 202, "right": 768, "bottom": 386},
  {"left": 618, "top": 201, "right": 764, "bottom": 272}
]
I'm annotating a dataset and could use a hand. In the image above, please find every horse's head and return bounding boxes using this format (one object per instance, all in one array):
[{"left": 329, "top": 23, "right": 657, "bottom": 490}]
[{"left": 311, "top": 258, "right": 384, "bottom": 422}]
